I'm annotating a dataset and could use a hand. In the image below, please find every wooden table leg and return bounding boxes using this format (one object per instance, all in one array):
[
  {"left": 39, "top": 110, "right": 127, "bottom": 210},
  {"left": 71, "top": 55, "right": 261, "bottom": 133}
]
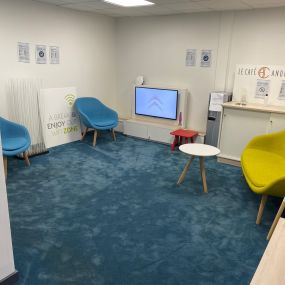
[
  {"left": 199, "top": 157, "right": 208, "bottom": 193},
  {"left": 177, "top": 156, "right": 195, "bottom": 185},
  {"left": 267, "top": 198, "right": 285, "bottom": 240}
]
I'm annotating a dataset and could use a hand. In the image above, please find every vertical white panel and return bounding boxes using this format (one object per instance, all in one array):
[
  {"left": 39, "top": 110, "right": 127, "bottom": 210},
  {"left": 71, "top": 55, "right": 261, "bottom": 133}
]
[
  {"left": 0, "top": 137, "right": 16, "bottom": 281},
  {"left": 214, "top": 12, "right": 235, "bottom": 91},
  {"left": 7, "top": 78, "right": 47, "bottom": 156}
]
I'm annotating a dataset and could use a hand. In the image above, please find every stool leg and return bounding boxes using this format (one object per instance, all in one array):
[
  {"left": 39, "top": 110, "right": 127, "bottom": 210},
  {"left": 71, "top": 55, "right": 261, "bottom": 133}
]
[
  {"left": 267, "top": 198, "right": 285, "bottom": 240},
  {"left": 171, "top": 136, "right": 178, "bottom": 151},
  {"left": 177, "top": 156, "right": 195, "bottom": 185},
  {"left": 199, "top": 157, "right": 208, "bottom": 193}
]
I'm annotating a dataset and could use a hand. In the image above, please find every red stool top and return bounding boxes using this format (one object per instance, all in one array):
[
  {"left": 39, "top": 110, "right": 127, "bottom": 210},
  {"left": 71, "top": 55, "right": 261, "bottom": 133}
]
[{"left": 170, "top": 129, "right": 198, "bottom": 138}]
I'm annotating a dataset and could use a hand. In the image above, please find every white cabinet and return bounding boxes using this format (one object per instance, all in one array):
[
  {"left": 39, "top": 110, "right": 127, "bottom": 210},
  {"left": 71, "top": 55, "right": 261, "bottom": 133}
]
[
  {"left": 218, "top": 102, "right": 285, "bottom": 164},
  {"left": 124, "top": 119, "right": 174, "bottom": 144},
  {"left": 270, "top": 113, "right": 285, "bottom": 133},
  {"left": 124, "top": 120, "right": 148, "bottom": 139}
]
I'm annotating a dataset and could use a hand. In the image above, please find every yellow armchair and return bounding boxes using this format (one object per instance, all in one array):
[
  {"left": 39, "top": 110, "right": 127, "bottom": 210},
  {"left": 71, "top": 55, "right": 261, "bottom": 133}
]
[{"left": 241, "top": 130, "right": 285, "bottom": 224}]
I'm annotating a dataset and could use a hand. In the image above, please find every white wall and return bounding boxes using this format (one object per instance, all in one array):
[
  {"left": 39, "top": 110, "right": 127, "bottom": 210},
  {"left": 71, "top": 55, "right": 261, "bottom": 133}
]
[
  {"left": 115, "top": 7, "right": 285, "bottom": 132},
  {"left": 0, "top": 0, "right": 117, "bottom": 118},
  {"left": 1, "top": 2, "right": 285, "bottom": 132},
  {"left": 226, "top": 8, "right": 285, "bottom": 91},
  {"left": 116, "top": 13, "right": 221, "bottom": 131}
]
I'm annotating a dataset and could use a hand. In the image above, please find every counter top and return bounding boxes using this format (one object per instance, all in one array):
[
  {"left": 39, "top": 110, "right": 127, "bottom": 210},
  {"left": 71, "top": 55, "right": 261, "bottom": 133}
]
[
  {"left": 250, "top": 218, "right": 285, "bottom": 285},
  {"left": 223, "top": 101, "right": 285, "bottom": 114}
]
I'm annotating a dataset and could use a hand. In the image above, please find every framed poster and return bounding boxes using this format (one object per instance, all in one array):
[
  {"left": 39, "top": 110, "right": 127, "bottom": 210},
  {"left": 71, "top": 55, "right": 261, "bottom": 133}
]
[
  {"left": 36, "top": 45, "right": 47, "bottom": 64},
  {"left": 17, "top": 42, "right": 30, "bottom": 63},
  {"left": 50, "top": 46, "right": 59, "bottom": 64},
  {"left": 278, "top": 81, "right": 285, "bottom": 100},
  {"left": 255, "top": 80, "right": 270, "bottom": 99},
  {"left": 185, "top": 49, "right": 196, "bottom": 67},
  {"left": 200, "top": 50, "right": 212, "bottom": 67}
]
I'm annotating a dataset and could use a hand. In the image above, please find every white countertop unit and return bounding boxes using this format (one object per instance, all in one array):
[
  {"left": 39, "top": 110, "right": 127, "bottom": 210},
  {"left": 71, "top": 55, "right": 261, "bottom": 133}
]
[{"left": 223, "top": 101, "right": 285, "bottom": 114}]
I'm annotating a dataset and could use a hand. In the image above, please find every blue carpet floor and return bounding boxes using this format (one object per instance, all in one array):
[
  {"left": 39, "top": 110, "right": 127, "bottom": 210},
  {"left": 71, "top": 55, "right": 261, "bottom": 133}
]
[{"left": 6, "top": 132, "right": 279, "bottom": 285}]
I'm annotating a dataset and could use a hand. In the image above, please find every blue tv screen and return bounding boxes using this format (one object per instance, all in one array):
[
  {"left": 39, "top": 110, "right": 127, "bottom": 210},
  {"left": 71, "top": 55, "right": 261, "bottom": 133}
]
[{"left": 135, "top": 87, "right": 178, "bottom": 120}]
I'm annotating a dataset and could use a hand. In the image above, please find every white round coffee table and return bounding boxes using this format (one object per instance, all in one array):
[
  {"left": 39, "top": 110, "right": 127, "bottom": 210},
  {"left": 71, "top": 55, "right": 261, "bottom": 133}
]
[{"left": 177, "top": 143, "right": 220, "bottom": 193}]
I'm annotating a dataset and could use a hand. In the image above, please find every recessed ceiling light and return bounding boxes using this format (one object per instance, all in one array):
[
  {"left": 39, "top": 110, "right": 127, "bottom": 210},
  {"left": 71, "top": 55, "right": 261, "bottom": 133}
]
[{"left": 104, "top": 0, "right": 154, "bottom": 7}]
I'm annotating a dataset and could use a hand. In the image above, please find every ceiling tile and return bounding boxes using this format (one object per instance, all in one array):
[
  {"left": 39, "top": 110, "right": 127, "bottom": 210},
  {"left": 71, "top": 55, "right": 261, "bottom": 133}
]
[
  {"left": 62, "top": 1, "right": 114, "bottom": 10},
  {"left": 32, "top": 0, "right": 285, "bottom": 16},
  {"left": 33, "top": 0, "right": 70, "bottom": 4},
  {"left": 151, "top": 0, "right": 190, "bottom": 3},
  {"left": 198, "top": 0, "right": 252, "bottom": 10},
  {"left": 96, "top": 7, "right": 150, "bottom": 16},
  {"left": 138, "top": 5, "right": 178, "bottom": 15},
  {"left": 162, "top": 2, "right": 212, "bottom": 12},
  {"left": 34, "top": 0, "right": 98, "bottom": 4},
  {"left": 242, "top": 0, "right": 285, "bottom": 8}
]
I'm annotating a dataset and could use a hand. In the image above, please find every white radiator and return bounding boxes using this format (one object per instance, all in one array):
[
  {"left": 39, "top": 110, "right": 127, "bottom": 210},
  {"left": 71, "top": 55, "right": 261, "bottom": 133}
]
[{"left": 7, "top": 79, "right": 47, "bottom": 156}]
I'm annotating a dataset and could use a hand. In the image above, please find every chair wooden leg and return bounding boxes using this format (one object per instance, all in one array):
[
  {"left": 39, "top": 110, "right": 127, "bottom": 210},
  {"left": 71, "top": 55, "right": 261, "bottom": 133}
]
[
  {"left": 3, "top": 156, "right": 7, "bottom": 180},
  {"left": 81, "top": 127, "right": 88, "bottom": 141},
  {"left": 93, "top": 130, "right": 98, "bottom": 147},
  {"left": 177, "top": 156, "right": 195, "bottom": 185},
  {"left": 256, "top": 195, "right": 268, "bottom": 224},
  {"left": 23, "top": 151, "right": 30, "bottom": 167},
  {"left": 112, "top": 129, "right": 116, "bottom": 141},
  {"left": 267, "top": 198, "right": 285, "bottom": 240}
]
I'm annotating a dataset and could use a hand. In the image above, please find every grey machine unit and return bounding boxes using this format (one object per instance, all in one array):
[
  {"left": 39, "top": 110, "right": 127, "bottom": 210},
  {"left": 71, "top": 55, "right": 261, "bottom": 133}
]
[{"left": 205, "top": 92, "right": 232, "bottom": 147}]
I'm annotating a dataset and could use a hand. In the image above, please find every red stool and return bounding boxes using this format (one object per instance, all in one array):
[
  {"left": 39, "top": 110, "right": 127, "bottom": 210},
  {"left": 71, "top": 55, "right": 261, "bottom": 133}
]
[{"left": 170, "top": 129, "right": 198, "bottom": 151}]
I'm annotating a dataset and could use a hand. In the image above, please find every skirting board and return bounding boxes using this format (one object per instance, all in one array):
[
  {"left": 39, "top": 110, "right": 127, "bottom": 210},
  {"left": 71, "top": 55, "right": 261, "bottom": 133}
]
[
  {"left": 217, "top": 156, "right": 241, "bottom": 167},
  {"left": 0, "top": 271, "right": 19, "bottom": 285},
  {"left": 124, "top": 133, "right": 205, "bottom": 146}
]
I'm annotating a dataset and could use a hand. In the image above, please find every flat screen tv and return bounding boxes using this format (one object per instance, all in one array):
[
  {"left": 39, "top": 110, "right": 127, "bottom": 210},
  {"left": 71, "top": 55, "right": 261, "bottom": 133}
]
[{"left": 135, "top": 87, "right": 178, "bottom": 120}]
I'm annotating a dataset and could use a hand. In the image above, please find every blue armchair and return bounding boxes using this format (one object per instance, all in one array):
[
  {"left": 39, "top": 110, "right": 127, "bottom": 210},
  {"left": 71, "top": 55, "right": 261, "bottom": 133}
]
[
  {"left": 0, "top": 117, "right": 31, "bottom": 177},
  {"left": 75, "top": 97, "right": 118, "bottom": 147}
]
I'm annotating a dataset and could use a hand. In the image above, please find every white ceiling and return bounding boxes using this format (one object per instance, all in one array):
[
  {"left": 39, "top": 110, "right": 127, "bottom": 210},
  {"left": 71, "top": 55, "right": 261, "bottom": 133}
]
[{"left": 32, "top": 0, "right": 285, "bottom": 17}]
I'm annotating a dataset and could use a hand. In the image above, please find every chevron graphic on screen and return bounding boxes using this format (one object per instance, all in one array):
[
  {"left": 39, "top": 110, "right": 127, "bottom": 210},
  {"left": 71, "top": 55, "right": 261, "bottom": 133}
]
[
  {"left": 147, "top": 97, "right": 163, "bottom": 112},
  {"left": 65, "top": 94, "right": 75, "bottom": 107}
]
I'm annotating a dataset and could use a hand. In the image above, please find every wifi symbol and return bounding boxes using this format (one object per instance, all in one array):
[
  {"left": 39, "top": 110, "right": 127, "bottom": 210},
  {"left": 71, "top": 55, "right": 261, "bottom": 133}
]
[{"left": 65, "top": 94, "right": 75, "bottom": 107}]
